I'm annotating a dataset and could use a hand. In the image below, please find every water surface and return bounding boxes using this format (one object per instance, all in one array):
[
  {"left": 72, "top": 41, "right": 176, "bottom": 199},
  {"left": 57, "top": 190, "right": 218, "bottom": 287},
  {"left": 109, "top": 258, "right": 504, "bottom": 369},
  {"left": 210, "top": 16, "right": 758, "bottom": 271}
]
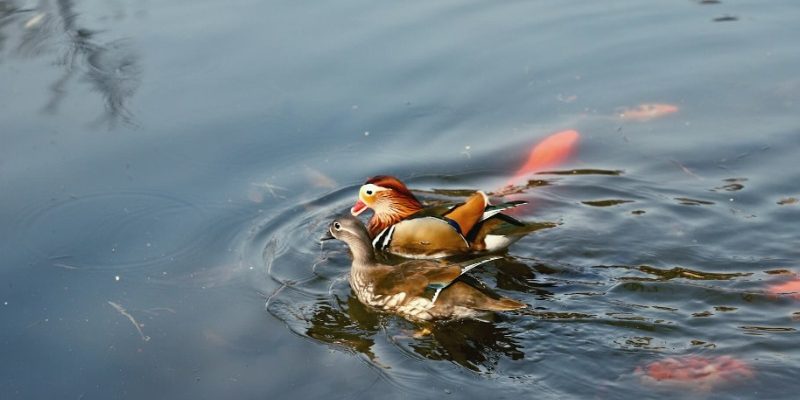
[{"left": 1, "top": 0, "right": 799, "bottom": 398}]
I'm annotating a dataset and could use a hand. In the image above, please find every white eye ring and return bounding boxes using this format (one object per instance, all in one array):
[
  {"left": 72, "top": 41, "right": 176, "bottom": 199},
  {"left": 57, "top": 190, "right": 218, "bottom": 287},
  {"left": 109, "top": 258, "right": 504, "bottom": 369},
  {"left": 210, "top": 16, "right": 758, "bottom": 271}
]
[{"left": 333, "top": 222, "right": 342, "bottom": 230}]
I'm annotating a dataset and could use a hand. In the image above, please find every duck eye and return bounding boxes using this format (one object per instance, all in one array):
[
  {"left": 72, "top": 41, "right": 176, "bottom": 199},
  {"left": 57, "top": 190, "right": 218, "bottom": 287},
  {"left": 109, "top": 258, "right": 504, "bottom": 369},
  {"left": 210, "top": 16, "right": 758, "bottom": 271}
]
[
  {"left": 333, "top": 222, "right": 342, "bottom": 230},
  {"left": 365, "top": 190, "right": 373, "bottom": 196}
]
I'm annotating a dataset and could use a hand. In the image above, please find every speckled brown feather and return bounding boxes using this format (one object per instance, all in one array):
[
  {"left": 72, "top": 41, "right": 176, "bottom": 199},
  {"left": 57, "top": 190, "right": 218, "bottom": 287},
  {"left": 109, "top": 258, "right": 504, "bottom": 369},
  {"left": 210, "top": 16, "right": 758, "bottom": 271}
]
[{"left": 328, "top": 215, "right": 527, "bottom": 320}]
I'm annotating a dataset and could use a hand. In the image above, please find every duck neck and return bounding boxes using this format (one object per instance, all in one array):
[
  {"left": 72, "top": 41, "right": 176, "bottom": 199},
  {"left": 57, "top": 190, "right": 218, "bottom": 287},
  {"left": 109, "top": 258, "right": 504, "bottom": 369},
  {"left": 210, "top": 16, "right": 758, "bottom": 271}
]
[
  {"left": 368, "top": 195, "right": 424, "bottom": 237},
  {"left": 348, "top": 231, "right": 377, "bottom": 266}
]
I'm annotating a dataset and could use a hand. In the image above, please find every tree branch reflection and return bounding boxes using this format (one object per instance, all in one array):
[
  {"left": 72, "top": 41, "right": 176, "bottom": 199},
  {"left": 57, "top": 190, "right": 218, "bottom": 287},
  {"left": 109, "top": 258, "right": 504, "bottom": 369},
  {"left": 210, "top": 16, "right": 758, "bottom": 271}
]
[{"left": 0, "top": 0, "right": 141, "bottom": 128}]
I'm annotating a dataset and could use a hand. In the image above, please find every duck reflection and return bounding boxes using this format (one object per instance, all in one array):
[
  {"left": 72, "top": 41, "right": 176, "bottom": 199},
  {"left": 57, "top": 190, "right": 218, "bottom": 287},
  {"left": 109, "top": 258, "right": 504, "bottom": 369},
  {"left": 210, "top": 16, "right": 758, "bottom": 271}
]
[
  {"left": 305, "top": 295, "right": 380, "bottom": 361},
  {"left": 493, "top": 256, "right": 557, "bottom": 297},
  {"left": 0, "top": 0, "right": 141, "bottom": 127},
  {"left": 408, "top": 318, "right": 524, "bottom": 372},
  {"left": 302, "top": 290, "right": 525, "bottom": 372}
]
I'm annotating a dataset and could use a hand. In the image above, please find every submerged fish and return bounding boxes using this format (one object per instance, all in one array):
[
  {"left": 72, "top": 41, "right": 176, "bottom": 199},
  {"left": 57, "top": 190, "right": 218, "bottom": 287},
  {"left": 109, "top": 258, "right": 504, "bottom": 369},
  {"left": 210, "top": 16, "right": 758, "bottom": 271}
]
[
  {"left": 768, "top": 278, "right": 800, "bottom": 300},
  {"left": 636, "top": 355, "right": 753, "bottom": 391},
  {"left": 618, "top": 103, "right": 679, "bottom": 122},
  {"left": 505, "top": 129, "right": 580, "bottom": 186}
]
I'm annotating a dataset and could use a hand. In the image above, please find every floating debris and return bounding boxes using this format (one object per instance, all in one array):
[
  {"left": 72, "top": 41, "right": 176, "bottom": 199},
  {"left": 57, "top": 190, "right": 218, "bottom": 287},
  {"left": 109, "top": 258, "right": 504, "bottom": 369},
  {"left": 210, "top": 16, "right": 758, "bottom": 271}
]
[
  {"left": 671, "top": 159, "right": 703, "bottom": 180},
  {"left": 24, "top": 12, "right": 46, "bottom": 29},
  {"left": 461, "top": 145, "right": 471, "bottom": 158},
  {"left": 52, "top": 262, "right": 80, "bottom": 270},
  {"left": 777, "top": 197, "right": 798, "bottom": 205},
  {"left": 250, "top": 180, "right": 287, "bottom": 201},
  {"left": 618, "top": 103, "right": 679, "bottom": 122},
  {"left": 108, "top": 301, "right": 150, "bottom": 342}
]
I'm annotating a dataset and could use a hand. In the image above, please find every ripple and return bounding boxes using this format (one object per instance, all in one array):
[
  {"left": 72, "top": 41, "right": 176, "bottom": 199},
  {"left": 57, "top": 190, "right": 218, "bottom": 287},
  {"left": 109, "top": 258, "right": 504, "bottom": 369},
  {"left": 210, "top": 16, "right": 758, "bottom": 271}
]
[
  {"left": 581, "top": 199, "right": 635, "bottom": 207},
  {"left": 674, "top": 197, "right": 716, "bottom": 206},
  {"left": 247, "top": 178, "right": 571, "bottom": 383},
  {"left": 18, "top": 191, "right": 210, "bottom": 270},
  {"left": 242, "top": 169, "right": 800, "bottom": 396}
]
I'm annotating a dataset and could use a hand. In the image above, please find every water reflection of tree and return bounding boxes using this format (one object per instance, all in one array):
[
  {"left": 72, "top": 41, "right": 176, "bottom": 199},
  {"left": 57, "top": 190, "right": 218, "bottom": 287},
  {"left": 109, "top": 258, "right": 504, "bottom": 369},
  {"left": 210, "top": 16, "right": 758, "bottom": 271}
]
[{"left": 0, "top": 0, "right": 141, "bottom": 127}]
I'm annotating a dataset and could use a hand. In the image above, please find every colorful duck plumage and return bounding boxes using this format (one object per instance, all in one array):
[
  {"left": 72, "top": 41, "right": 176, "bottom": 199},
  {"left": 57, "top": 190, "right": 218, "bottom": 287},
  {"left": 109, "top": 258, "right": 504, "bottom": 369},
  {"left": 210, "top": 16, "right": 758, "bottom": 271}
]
[
  {"left": 322, "top": 215, "right": 526, "bottom": 322},
  {"left": 350, "top": 175, "right": 550, "bottom": 258}
]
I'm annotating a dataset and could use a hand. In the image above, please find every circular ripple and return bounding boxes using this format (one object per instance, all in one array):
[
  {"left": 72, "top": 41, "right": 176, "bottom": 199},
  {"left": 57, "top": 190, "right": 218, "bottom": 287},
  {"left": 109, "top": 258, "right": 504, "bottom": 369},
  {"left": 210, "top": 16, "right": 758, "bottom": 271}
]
[
  {"left": 19, "top": 191, "right": 211, "bottom": 270},
  {"left": 243, "top": 169, "right": 792, "bottom": 397},
  {"left": 243, "top": 177, "right": 569, "bottom": 384}
]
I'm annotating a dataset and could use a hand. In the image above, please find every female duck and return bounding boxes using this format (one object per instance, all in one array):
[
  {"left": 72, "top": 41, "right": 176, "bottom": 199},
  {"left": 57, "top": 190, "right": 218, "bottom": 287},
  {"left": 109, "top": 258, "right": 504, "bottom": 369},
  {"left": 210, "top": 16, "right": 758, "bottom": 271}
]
[
  {"left": 350, "top": 175, "right": 551, "bottom": 258},
  {"left": 323, "top": 215, "right": 526, "bottom": 322}
]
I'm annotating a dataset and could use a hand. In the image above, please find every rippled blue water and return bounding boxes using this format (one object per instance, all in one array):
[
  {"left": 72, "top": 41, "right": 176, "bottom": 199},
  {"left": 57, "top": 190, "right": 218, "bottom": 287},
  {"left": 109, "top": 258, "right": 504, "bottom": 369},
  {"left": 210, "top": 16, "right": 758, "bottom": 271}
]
[{"left": 1, "top": 0, "right": 799, "bottom": 398}]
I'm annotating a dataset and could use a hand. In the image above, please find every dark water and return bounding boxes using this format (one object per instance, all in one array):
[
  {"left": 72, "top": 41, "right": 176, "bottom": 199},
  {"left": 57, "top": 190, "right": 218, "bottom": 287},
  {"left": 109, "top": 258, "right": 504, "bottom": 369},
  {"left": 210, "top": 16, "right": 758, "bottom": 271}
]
[{"left": 2, "top": 0, "right": 799, "bottom": 398}]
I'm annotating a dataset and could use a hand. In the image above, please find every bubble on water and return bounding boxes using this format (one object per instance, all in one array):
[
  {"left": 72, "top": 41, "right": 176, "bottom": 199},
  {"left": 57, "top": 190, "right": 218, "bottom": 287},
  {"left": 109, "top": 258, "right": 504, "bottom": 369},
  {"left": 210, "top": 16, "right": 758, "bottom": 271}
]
[{"left": 115, "top": 275, "right": 120, "bottom": 281}]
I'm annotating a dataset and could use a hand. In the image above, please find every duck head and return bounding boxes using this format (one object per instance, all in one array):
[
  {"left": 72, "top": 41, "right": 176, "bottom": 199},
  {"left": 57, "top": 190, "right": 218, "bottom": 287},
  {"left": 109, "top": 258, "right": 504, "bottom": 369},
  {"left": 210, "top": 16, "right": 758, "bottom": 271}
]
[
  {"left": 324, "top": 215, "right": 375, "bottom": 263},
  {"left": 350, "top": 176, "right": 424, "bottom": 237},
  {"left": 326, "top": 215, "right": 370, "bottom": 243}
]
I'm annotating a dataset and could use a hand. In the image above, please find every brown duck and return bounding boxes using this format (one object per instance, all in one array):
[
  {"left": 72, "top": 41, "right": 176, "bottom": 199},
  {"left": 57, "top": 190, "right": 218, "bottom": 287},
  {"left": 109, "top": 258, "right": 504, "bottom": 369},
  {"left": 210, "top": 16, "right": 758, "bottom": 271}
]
[
  {"left": 322, "top": 215, "right": 526, "bottom": 322},
  {"left": 350, "top": 175, "right": 551, "bottom": 259}
]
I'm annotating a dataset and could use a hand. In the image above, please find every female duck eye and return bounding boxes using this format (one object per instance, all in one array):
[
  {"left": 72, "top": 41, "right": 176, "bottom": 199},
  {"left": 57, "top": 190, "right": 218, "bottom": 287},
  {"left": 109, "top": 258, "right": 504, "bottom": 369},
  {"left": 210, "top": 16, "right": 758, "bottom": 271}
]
[{"left": 333, "top": 222, "right": 341, "bottom": 230}]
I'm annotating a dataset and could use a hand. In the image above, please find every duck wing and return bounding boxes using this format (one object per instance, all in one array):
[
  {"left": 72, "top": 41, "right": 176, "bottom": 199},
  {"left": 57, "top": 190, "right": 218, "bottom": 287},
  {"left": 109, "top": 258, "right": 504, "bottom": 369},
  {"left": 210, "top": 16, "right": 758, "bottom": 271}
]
[
  {"left": 466, "top": 212, "right": 557, "bottom": 252},
  {"left": 372, "top": 256, "right": 502, "bottom": 303},
  {"left": 406, "top": 192, "right": 495, "bottom": 235},
  {"left": 480, "top": 200, "right": 527, "bottom": 221},
  {"left": 375, "top": 217, "right": 470, "bottom": 258}
]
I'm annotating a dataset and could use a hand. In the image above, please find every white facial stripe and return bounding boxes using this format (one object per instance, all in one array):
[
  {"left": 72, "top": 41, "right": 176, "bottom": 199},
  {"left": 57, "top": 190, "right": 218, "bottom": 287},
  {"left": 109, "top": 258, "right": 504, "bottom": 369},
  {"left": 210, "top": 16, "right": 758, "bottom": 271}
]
[{"left": 361, "top": 184, "right": 389, "bottom": 196}]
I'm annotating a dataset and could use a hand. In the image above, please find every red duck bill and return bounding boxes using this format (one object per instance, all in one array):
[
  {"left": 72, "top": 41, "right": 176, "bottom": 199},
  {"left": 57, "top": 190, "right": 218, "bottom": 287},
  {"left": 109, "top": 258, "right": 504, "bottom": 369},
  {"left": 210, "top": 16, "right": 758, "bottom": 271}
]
[{"left": 351, "top": 199, "right": 367, "bottom": 216}]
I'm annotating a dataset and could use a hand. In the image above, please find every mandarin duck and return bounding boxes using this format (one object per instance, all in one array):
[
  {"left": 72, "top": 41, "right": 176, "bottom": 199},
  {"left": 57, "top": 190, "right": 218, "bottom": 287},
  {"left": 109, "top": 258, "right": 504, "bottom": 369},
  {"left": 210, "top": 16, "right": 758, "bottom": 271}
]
[
  {"left": 322, "top": 215, "right": 526, "bottom": 322},
  {"left": 350, "top": 175, "right": 551, "bottom": 259}
]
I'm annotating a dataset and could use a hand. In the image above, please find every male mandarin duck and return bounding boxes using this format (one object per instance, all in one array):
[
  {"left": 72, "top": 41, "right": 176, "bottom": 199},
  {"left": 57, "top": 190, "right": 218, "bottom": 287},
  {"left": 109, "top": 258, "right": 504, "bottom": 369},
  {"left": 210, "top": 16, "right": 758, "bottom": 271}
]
[
  {"left": 350, "top": 175, "right": 550, "bottom": 259},
  {"left": 322, "top": 215, "right": 526, "bottom": 322}
]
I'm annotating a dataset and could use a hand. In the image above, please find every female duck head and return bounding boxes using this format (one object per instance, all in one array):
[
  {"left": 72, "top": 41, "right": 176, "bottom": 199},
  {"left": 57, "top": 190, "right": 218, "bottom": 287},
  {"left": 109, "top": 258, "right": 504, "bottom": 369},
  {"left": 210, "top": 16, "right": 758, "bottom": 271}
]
[{"left": 326, "top": 215, "right": 375, "bottom": 262}]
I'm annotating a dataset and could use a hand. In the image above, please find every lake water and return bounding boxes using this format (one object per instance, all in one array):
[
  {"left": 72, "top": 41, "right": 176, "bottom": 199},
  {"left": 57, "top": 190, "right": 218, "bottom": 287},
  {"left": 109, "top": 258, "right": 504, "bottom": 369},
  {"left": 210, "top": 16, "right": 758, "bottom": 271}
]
[{"left": 1, "top": 0, "right": 799, "bottom": 398}]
